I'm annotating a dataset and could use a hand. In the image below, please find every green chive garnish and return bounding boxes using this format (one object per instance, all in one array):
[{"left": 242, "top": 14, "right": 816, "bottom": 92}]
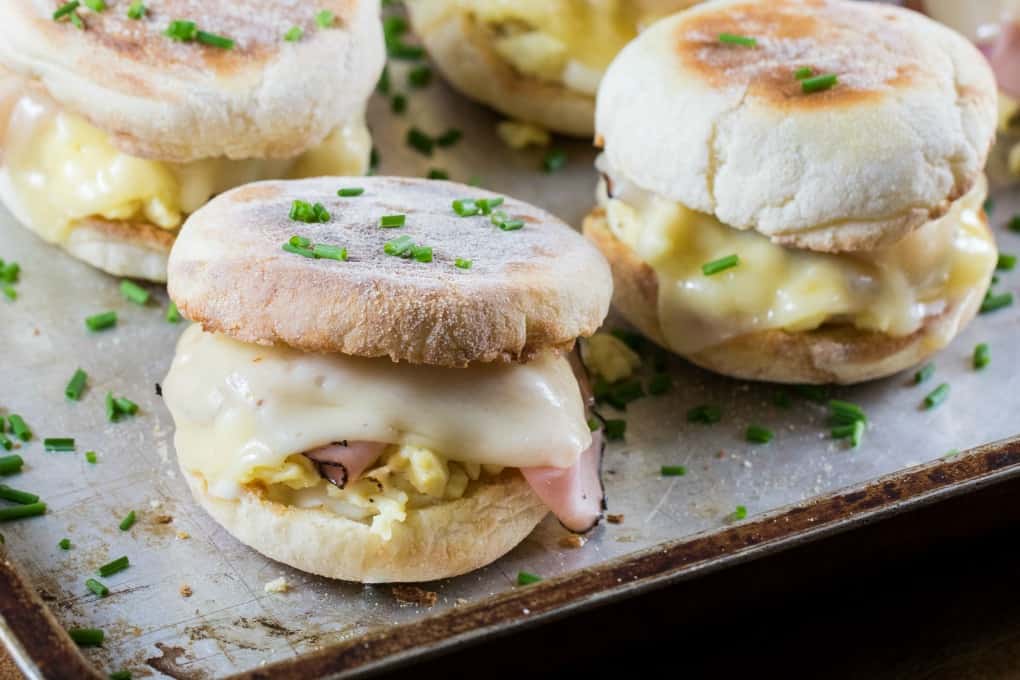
[
  {"left": 85, "top": 451, "right": 97, "bottom": 464},
  {"left": 377, "top": 66, "right": 390, "bottom": 94},
  {"left": 290, "top": 235, "right": 311, "bottom": 248},
  {"left": 411, "top": 245, "right": 433, "bottom": 263},
  {"left": 0, "top": 503, "right": 46, "bottom": 522},
  {"left": 914, "top": 362, "right": 935, "bottom": 384},
  {"left": 105, "top": 392, "right": 117, "bottom": 422},
  {"left": 282, "top": 242, "right": 315, "bottom": 258},
  {"left": 284, "top": 26, "right": 303, "bottom": 42},
  {"left": 974, "top": 343, "right": 990, "bottom": 369},
  {"left": 407, "top": 127, "right": 434, "bottom": 156},
  {"left": 437, "top": 129, "right": 462, "bottom": 147},
  {"left": 828, "top": 399, "right": 868, "bottom": 425},
  {"left": 70, "top": 12, "right": 83, "bottom": 28},
  {"left": 59, "top": 538, "right": 71, "bottom": 550},
  {"left": 83, "top": 0, "right": 105, "bottom": 11},
  {"left": 0, "top": 485, "right": 39, "bottom": 504},
  {"left": 315, "top": 10, "right": 335, "bottom": 27},
  {"left": 0, "top": 261, "right": 19, "bottom": 283},
  {"left": 832, "top": 420, "right": 865, "bottom": 448},
  {"left": 196, "top": 30, "right": 234, "bottom": 49},
  {"left": 126, "top": 1, "right": 145, "bottom": 19},
  {"left": 594, "top": 378, "right": 645, "bottom": 409},
  {"left": 165, "top": 19, "right": 197, "bottom": 41},
  {"left": 384, "top": 235, "right": 414, "bottom": 257},
  {"left": 923, "top": 383, "right": 950, "bottom": 410},
  {"left": 389, "top": 41, "right": 424, "bottom": 60},
  {"left": 687, "top": 404, "right": 721, "bottom": 424},
  {"left": 452, "top": 199, "right": 479, "bottom": 217},
  {"left": 109, "top": 671, "right": 132, "bottom": 680},
  {"left": 408, "top": 64, "right": 432, "bottom": 88},
  {"left": 115, "top": 397, "right": 138, "bottom": 415},
  {"left": 119, "top": 280, "right": 149, "bottom": 305},
  {"left": 801, "top": 73, "right": 838, "bottom": 94},
  {"left": 97, "top": 555, "right": 129, "bottom": 577},
  {"left": 44, "top": 438, "right": 75, "bottom": 452},
  {"left": 455, "top": 258, "right": 472, "bottom": 270},
  {"left": 980, "top": 291, "right": 1013, "bottom": 314},
  {"left": 997, "top": 253, "right": 1017, "bottom": 271},
  {"left": 289, "top": 199, "right": 330, "bottom": 223},
  {"left": 794, "top": 66, "right": 814, "bottom": 80},
  {"left": 65, "top": 369, "right": 88, "bottom": 400},
  {"left": 166, "top": 301, "right": 181, "bottom": 323},
  {"left": 476, "top": 197, "right": 503, "bottom": 215},
  {"left": 337, "top": 187, "right": 364, "bottom": 197},
  {"left": 491, "top": 211, "right": 524, "bottom": 231},
  {"left": 648, "top": 374, "right": 672, "bottom": 396},
  {"left": 0, "top": 455, "right": 24, "bottom": 476},
  {"left": 119, "top": 511, "right": 136, "bottom": 531},
  {"left": 427, "top": 168, "right": 449, "bottom": 180},
  {"left": 2, "top": 285, "right": 15, "bottom": 301},
  {"left": 1009, "top": 215, "right": 1020, "bottom": 233},
  {"left": 661, "top": 465, "right": 687, "bottom": 477},
  {"left": 8, "top": 415, "right": 30, "bottom": 442},
  {"left": 718, "top": 33, "right": 757, "bottom": 47},
  {"left": 746, "top": 425, "right": 774, "bottom": 444},
  {"left": 0, "top": 432, "right": 10, "bottom": 452},
  {"left": 68, "top": 628, "right": 104, "bottom": 647},
  {"left": 379, "top": 214, "right": 406, "bottom": 228},
  {"left": 53, "top": 1, "right": 80, "bottom": 20},
  {"left": 730, "top": 505, "right": 748, "bottom": 521},
  {"left": 517, "top": 571, "right": 542, "bottom": 586},
  {"left": 312, "top": 244, "right": 348, "bottom": 262},
  {"left": 86, "top": 578, "right": 109, "bottom": 597},
  {"left": 543, "top": 149, "right": 567, "bottom": 173},
  {"left": 604, "top": 419, "right": 626, "bottom": 441},
  {"left": 702, "top": 254, "right": 739, "bottom": 276},
  {"left": 85, "top": 311, "right": 117, "bottom": 332},
  {"left": 391, "top": 93, "right": 407, "bottom": 114}
]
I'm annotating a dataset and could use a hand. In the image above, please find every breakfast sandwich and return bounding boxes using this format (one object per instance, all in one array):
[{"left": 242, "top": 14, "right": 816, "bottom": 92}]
[
  {"left": 584, "top": 0, "right": 1000, "bottom": 385},
  {"left": 0, "top": 1, "right": 384, "bottom": 282},
  {"left": 162, "top": 177, "right": 612, "bottom": 582},
  {"left": 405, "top": 0, "right": 703, "bottom": 137}
]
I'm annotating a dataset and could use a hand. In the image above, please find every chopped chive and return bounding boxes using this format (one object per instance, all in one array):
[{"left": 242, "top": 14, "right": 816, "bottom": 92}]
[
  {"left": 165, "top": 19, "right": 197, "bottom": 41},
  {"left": 68, "top": 628, "right": 104, "bottom": 647},
  {"left": 109, "top": 671, "right": 132, "bottom": 680},
  {"left": 427, "top": 169, "right": 449, "bottom": 180},
  {"left": 437, "top": 129, "right": 463, "bottom": 147},
  {"left": 379, "top": 214, "right": 406, "bottom": 228},
  {"left": 119, "top": 511, "right": 137, "bottom": 531},
  {"left": 408, "top": 64, "right": 432, "bottom": 88},
  {"left": 65, "top": 368, "right": 88, "bottom": 400},
  {"left": 315, "top": 10, "right": 335, "bottom": 28},
  {"left": 70, "top": 12, "right": 83, "bottom": 28},
  {"left": 407, "top": 127, "right": 434, "bottom": 156},
  {"left": 773, "top": 391, "right": 793, "bottom": 409},
  {"left": 411, "top": 245, "right": 433, "bottom": 263},
  {"left": 794, "top": 66, "right": 814, "bottom": 80},
  {"left": 196, "top": 30, "right": 234, "bottom": 49},
  {"left": 1009, "top": 215, "right": 1020, "bottom": 233},
  {"left": 661, "top": 465, "right": 687, "bottom": 477},
  {"left": 730, "top": 505, "right": 748, "bottom": 521},
  {"left": 282, "top": 242, "right": 315, "bottom": 258},
  {"left": 604, "top": 419, "right": 626, "bottom": 441},
  {"left": 105, "top": 392, "right": 117, "bottom": 421},
  {"left": 702, "top": 254, "right": 739, "bottom": 276},
  {"left": 2, "top": 285, "right": 15, "bottom": 301},
  {"left": 0, "top": 261, "right": 19, "bottom": 283},
  {"left": 290, "top": 235, "right": 311, "bottom": 248},
  {"left": 850, "top": 419, "right": 865, "bottom": 448},
  {"left": 85, "top": 451, "right": 97, "bottom": 464},
  {"left": 97, "top": 555, "right": 129, "bottom": 577},
  {"left": 382, "top": 15, "right": 407, "bottom": 40},
  {"left": 53, "top": 1, "right": 80, "bottom": 20},
  {"left": 828, "top": 399, "right": 868, "bottom": 425},
  {"left": 337, "top": 187, "right": 364, "bottom": 197},
  {"left": 383, "top": 235, "right": 414, "bottom": 257},
  {"left": 391, "top": 93, "right": 407, "bottom": 114},
  {"left": 284, "top": 26, "right": 303, "bottom": 42},
  {"left": 388, "top": 41, "right": 425, "bottom": 60},
  {"left": 0, "top": 455, "right": 24, "bottom": 476},
  {"left": 377, "top": 66, "right": 390, "bottom": 94},
  {"left": 166, "top": 301, "right": 181, "bottom": 323},
  {"left": 476, "top": 197, "right": 503, "bottom": 215},
  {"left": 491, "top": 211, "right": 524, "bottom": 231},
  {"left": 86, "top": 578, "right": 109, "bottom": 597},
  {"left": 543, "top": 149, "right": 568, "bottom": 173},
  {"left": 0, "top": 433, "right": 10, "bottom": 452},
  {"left": 452, "top": 199, "right": 479, "bottom": 217},
  {"left": 997, "top": 253, "right": 1017, "bottom": 271},
  {"left": 595, "top": 378, "right": 645, "bottom": 409},
  {"left": 718, "top": 33, "right": 757, "bottom": 47},
  {"left": 801, "top": 73, "right": 838, "bottom": 94},
  {"left": 944, "top": 449, "right": 961, "bottom": 459},
  {"left": 517, "top": 571, "right": 542, "bottom": 586},
  {"left": 312, "top": 244, "right": 348, "bottom": 262},
  {"left": 914, "top": 362, "right": 935, "bottom": 384},
  {"left": 59, "top": 538, "right": 71, "bottom": 550},
  {"left": 587, "top": 417, "right": 600, "bottom": 431},
  {"left": 746, "top": 425, "right": 774, "bottom": 444},
  {"left": 113, "top": 396, "right": 138, "bottom": 417},
  {"left": 44, "top": 438, "right": 75, "bottom": 452},
  {"left": 0, "top": 503, "right": 46, "bottom": 522},
  {"left": 126, "top": 1, "right": 145, "bottom": 19},
  {"left": 289, "top": 199, "right": 330, "bottom": 223},
  {"left": 119, "top": 280, "right": 150, "bottom": 305},
  {"left": 0, "top": 485, "right": 39, "bottom": 504},
  {"left": 648, "top": 373, "right": 672, "bottom": 396},
  {"left": 980, "top": 291, "right": 1013, "bottom": 313},
  {"left": 974, "top": 342, "right": 990, "bottom": 369},
  {"left": 83, "top": 0, "right": 105, "bottom": 11},
  {"left": 455, "top": 258, "right": 472, "bottom": 270},
  {"left": 85, "top": 311, "right": 117, "bottom": 332},
  {"left": 923, "top": 383, "right": 950, "bottom": 410},
  {"left": 8, "top": 415, "right": 30, "bottom": 442},
  {"left": 687, "top": 404, "right": 722, "bottom": 424}
]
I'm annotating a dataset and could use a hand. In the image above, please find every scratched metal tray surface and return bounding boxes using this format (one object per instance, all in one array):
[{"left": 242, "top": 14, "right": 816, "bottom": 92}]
[{"left": 4, "top": 49, "right": 1020, "bottom": 680}]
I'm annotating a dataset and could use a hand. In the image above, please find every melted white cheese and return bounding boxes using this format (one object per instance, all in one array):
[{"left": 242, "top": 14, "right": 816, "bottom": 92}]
[{"left": 162, "top": 326, "right": 591, "bottom": 500}]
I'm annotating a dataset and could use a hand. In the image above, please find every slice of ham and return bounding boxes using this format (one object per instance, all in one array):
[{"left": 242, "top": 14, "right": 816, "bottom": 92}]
[
  {"left": 984, "top": 21, "right": 1020, "bottom": 99},
  {"left": 304, "top": 441, "right": 387, "bottom": 489},
  {"left": 521, "top": 430, "right": 606, "bottom": 534}
]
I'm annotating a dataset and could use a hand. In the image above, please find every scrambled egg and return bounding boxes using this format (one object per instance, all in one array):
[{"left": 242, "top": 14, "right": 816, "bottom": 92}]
[{"left": 582, "top": 332, "right": 642, "bottom": 382}]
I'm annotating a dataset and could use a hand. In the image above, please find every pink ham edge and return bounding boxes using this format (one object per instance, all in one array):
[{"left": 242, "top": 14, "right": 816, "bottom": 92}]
[
  {"left": 521, "top": 430, "right": 606, "bottom": 534},
  {"left": 304, "top": 441, "right": 387, "bottom": 489},
  {"left": 984, "top": 22, "right": 1020, "bottom": 99}
]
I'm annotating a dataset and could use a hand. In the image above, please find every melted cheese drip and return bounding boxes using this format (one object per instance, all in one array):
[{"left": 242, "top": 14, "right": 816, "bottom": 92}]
[
  {"left": 162, "top": 326, "right": 591, "bottom": 501},
  {"left": 414, "top": 0, "right": 687, "bottom": 95},
  {"left": 0, "top": 79, "right": 371, "bottom": 244},
  {"left": 599, "top": 176, "right": 996, "bottom": 355}
]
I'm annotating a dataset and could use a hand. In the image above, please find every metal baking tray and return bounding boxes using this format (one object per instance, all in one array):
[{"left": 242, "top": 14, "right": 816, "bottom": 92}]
[{"left": 3, "top": 35, "right": 1020, "bottom": 680}]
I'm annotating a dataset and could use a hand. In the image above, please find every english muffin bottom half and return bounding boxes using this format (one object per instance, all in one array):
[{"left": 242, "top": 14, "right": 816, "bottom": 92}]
[
  {"left": 162, "top": 177, "right": 612, "bottom": 583},
  {"left": 585, "top": 0, "right": 1000, "bottom": 385},
  {"left": 0, "top": 1, "right": 385, "bottom": 282},
  {"left": 405, "top": 0, "right": 702, "bottom": 137}
]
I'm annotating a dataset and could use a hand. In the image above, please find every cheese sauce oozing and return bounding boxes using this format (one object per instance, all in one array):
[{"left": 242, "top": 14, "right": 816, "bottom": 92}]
[{"left": 599, "top": 171, "right": 997, "bottom": 355}]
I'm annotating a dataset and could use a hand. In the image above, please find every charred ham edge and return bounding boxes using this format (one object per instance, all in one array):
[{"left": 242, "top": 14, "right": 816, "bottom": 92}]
[{"left": 304, "top": 441, "right": 388, "bottom": 490}]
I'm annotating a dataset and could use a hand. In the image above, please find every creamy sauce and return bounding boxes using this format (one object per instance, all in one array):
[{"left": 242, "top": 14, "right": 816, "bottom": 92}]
[
  {"left": 599, "top": 169, "right": 996, "bottom": 354},
  {"left": 0, "top": 74, "right": 372, "bottom": 244},
  {"left": 162, "top": 326, "right": 592, "bottom": 500}
]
